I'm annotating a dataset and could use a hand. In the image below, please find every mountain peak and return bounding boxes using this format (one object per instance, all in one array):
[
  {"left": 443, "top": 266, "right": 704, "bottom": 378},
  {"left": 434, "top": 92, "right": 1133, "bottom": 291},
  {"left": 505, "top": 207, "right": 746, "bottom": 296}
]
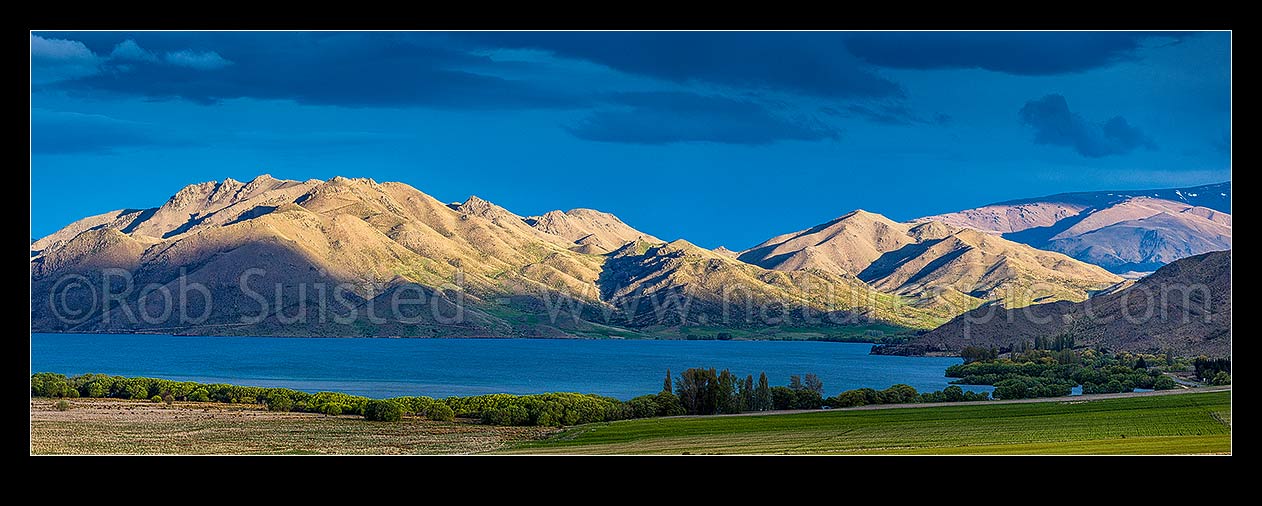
[
  {"left": 167, "top": 180, "right": 224, "bottom": 207},
  {"left": 326, "top": 175, "right": 379, "bottom": 186},
  {"left": 524, "top": 206, "right": 660, "bottom": 246},
  {"left": 841, "top": 209, "right": 887, "bottom": 220},
  {"left": 451, "top": 195, "right": 521, "bottom": 222},
  {"left": 565, "top": 208, "right": 619, "bottom": 221}
]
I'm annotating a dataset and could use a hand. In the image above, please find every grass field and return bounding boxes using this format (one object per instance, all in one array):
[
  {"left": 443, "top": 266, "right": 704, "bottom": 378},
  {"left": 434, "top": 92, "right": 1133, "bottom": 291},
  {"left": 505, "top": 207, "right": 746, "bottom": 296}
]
[
  {"left": 502, "top": 391, "right": 1231, "bottom": 455},
  {"left": 30, "top": 398, "right": 555, "bottom": 455},
  {"left": 32, "top": 391, "right": 1230, "bottom": 455}
]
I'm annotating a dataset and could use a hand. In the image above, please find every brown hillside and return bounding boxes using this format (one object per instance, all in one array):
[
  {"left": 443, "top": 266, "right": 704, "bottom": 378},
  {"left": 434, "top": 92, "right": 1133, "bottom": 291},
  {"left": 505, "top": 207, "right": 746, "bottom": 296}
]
[{"left": 874, "top": 251, "right": 1231, "bottom": 358}]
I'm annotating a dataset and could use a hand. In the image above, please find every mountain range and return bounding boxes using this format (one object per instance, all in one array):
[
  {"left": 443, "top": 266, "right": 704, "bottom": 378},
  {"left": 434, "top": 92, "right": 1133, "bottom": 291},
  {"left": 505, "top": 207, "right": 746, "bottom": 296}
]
[
  {"left": 918, "top": 182, "right": 1231, "bottom": 274},
  {"left": 30, "top": 176, "right": 1228, "bottom": 344},
  {"left": 872, "top": 251, "right": 1231, "bottom": 358},
  {"left": 737, "top": 210, "right": 1121, "bottom": 312}
]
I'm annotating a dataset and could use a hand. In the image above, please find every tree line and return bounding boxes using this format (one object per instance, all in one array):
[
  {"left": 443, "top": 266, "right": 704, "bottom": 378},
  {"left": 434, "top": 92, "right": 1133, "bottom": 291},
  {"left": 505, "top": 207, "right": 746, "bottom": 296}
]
[
  {"left": 1193, "top": 356, "right": 1231, "bottom": 385},
  {"left": 666, "top": 367, "right": 988, "bottom": 414},
  {"left": 945, "top": 348, "right": 1181, "bottom": 399},
  {"left": 32, "top": 368, "right": 996, "bottom": 427}
]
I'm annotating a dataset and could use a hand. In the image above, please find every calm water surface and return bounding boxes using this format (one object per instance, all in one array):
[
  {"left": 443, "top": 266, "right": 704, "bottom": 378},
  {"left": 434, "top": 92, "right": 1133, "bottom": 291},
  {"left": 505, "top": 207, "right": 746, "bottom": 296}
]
[{"left": 32, "top": 334, "right": 991, "bottom": 399}]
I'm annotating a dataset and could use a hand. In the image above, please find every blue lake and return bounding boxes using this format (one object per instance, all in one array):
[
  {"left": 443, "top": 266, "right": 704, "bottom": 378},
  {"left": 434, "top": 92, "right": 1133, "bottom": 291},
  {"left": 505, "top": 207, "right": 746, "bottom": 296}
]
[{"left": 31, "top": 334, "right": 991, "bottom": 400}]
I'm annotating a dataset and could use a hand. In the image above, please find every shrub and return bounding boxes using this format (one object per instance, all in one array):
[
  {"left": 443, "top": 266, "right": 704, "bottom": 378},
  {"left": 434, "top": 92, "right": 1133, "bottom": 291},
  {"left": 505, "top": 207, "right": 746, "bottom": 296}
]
[
  {"left": 363, "top": 400, "right": 403, "bottom": 422},
  {"left": 122, "top": 382, "right": 150, "bottom": 400},
  {"left": 323, "top": 403, "right": 344, "bottom": 416},
  {"left": 1152, "top": 376, "right": 1177, "bottom": 390},
  {"left": 627, "top": 395, "right": 659, "bottom": 419},
  {"left": 265, "top": 392, "right": 294, "bottom": 412},
  {"left": 162, "top": 393, "right": 175, "bottom": 405},
  {"left": 81, "top": 381, "right": 108, "bottom": 398},
  {"left": 425, "top": 402, "right": 455, "bottom": 422},
  {"left": 770, "top": 386, "right": 795, "bottom": 410},
  {"left": 188, "top": 388, "right": 210, "bottom": 402},
  {"left": 1211, "top": 371, "right": 1231, "bottom": 386},
  {"left": 878, "top": 384, "right": 918, "bottom": 404},
  {"left": 483, "top": 405, "right": 530, "bottom": 426},
  {"left": 826, "top": 390, "right": 868, "bottom": 408},
  {"left": 391, "top": 396, "right": 436, "bottom": 416},
  {"left": 31, "top": 372, "right": 76, "bottom": 398},
  {"left": 790, "top": 389, "right": 823, "bottom": 409},
  {"left": 54, "top": 399, "right": 71, "bottom": 411},
  {"left": 654, "top": 391, "right": 686, "bottom": 417},
  {"left": 151, "top": 395, "right": 163, "bottom": 403}
]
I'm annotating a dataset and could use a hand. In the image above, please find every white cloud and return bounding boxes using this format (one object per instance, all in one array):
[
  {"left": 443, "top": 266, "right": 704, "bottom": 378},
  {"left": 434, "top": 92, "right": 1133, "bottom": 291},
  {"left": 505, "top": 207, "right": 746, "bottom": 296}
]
[
  {"left": 30, "top": 34, "right": 101, "bottom": 83},
  {"left": 109, "top": 39, "right": 158, "bottom": 62},
  {"left": 164, "top": 50, "right": 232, "bottom": 70},
  {"left": 32, "top": 35, "right": 233, "bottom": 85}
]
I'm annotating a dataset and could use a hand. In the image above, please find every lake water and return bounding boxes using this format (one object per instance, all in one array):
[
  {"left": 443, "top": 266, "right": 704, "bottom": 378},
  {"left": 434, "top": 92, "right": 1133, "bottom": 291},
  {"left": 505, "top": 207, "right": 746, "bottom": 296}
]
[{"left": 31, "top": 334, "right": 991, "bottom": 400}]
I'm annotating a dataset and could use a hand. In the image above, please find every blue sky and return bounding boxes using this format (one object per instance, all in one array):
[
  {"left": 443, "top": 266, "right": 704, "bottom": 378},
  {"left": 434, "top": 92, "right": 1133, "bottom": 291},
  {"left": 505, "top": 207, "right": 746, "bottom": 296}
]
[{"left": 30, "top": 31, "right": 1231, "bottom": 249}]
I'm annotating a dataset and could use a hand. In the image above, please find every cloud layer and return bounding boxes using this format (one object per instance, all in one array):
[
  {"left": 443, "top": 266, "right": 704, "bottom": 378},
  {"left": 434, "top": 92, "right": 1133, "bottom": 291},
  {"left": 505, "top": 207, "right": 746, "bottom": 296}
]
[
  {"left": 845, "top": 32, "right": 1178, "bottom": 75},
  {"left": 461, "top": 32, "right": 904, "bottom": 99},
  {"left": 32, "top": 32, "right": 1191, "bottom": 148},
  {"left": 570, "top": 92, "right": 839, "bottom": 145},
  {"left": 31, "top": 35, "right": 100, "bottom": 83},
  {"left": 42, "top": 33, "right": 584, "bottom": 109},
  {"left": 1019, "top": 94, "right": 1155, "bottom": 158}
]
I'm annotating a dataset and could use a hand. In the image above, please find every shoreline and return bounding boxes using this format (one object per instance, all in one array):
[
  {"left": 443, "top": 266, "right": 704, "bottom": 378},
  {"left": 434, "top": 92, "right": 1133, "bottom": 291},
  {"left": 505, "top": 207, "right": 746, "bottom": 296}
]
[{"left": 29, "top": 330, "right": 907, "bottom": 346}]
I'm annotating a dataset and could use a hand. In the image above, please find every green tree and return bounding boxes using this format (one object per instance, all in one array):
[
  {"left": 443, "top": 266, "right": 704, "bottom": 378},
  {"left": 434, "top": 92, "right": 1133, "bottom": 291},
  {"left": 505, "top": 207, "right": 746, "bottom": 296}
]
[
  {"left": 791, "top": 389, "right": 823, "bottom": 409},
  {"left": 716, "top": 369, "right": 740, "bottom": 414},
  {"left": 804, "top": 373, "right": 824, "bottom": 395},
  {"left": 654, "top": 391, "right": 686, "bottom": 416},
  {"left": 1211, "top": 371, "right": 1231, "bottom": 386},
  {"left": 1152, "top": 376, "right": 1176, "bottom": 390},
  {"left": 627, "top": 395, "right": 660, "bottom": 418},
  {"left": 754, "top": 372, "right": 772, "bottom": 411},
  {"left": 31, "top": 373, "right": 76, "bottom": 398},
  {"left": 676, "top": 368, "right": 719, "bottom": 415},
  {"left": 662, "top": 369, "right": 673, "bottom": 394},
  {"left": 363, "top": 400, "right": 403, "bottom": 422},
  {"left": 739, "top": 375, "right": 754, "bottom": 412},
  {"left": 426, "top": 402, "right": 455, "bottom": 422},
  {"left": 961, "top": 346, "right": 998, "bottom": 363},
  {"left": 789, "top": 375, "right": 803, "bottom": 391},
  {"left": 265, "top": 392, "right": 293, "bottom": 412},
  {"left": 122, "top": 381, "right": 149, "bottom": 400},
  {"left": 770, "top": 386, "right": 794, "bottom": 410}
]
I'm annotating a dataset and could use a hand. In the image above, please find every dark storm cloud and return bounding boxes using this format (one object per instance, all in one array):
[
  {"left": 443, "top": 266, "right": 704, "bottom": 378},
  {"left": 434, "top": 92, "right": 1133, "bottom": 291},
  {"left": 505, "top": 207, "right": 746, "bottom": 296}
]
[
  {"left": 845, "top": 32, "right": 1182, "bottom": 75},
  {"left": 568, "top": 92, "right": 840, "bottom": 145},
  {"left": 1018, "top": 94, "right": 1155, "bottom": 158},
  {"left": 460, "top": 32, "right": 905, "bottom": 99},
  {"left": 38, "top": 32, "right": 590, "bottom": 110}
]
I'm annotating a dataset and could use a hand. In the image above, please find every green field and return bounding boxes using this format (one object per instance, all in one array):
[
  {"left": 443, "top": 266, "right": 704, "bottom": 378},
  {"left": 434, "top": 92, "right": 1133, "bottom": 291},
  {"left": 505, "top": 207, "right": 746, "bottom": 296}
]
[{"left": 503, "top": 391, "right": 1231, "bottom": 455}]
